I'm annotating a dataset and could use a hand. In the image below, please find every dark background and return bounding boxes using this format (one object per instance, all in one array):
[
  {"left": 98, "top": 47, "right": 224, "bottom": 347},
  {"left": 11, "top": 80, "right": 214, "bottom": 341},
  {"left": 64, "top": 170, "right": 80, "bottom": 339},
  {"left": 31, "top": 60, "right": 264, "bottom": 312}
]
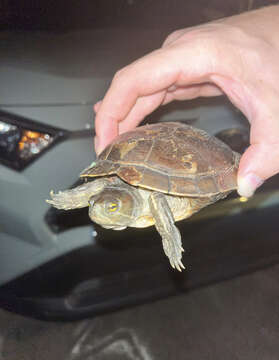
[{"left": 0, "top": 0, "right": 276, "bottom": 31}]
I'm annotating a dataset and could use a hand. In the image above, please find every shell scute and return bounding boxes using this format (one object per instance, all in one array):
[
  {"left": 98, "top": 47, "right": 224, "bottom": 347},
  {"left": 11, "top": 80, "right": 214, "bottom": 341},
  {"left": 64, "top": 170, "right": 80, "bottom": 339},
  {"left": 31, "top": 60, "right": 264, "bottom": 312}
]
[{"left": 82, "top": 122, "right": 239, "bottom": 196}]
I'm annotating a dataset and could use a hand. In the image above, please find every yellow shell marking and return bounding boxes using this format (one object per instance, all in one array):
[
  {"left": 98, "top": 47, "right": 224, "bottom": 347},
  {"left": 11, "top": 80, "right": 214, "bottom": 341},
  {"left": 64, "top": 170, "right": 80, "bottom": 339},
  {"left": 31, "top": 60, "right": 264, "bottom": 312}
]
[
  {"left": 181, "top": 154, "right": 197, "bottom": 174},
  {"left": 117, "top": 141, "right": 138, "bottom": 159}
]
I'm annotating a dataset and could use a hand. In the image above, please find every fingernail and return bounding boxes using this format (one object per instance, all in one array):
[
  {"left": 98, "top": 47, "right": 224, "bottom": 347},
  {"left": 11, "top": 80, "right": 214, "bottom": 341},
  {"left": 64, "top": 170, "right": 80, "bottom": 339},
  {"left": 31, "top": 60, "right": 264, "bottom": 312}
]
[{"left": 237, "top": 173, "right": 264, "bottom": 198}]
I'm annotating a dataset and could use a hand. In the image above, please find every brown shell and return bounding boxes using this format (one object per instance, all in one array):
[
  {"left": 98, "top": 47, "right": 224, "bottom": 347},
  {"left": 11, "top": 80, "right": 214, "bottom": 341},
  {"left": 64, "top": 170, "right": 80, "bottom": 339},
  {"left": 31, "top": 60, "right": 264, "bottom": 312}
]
[{"left": 81, "top": 122, "right": 240, "bottom": 197}]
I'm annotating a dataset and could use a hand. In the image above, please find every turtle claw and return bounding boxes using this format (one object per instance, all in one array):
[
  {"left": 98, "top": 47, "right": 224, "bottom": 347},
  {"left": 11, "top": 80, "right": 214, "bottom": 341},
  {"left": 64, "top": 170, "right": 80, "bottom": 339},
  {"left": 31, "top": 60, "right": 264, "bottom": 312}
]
[
  {"left": 171, "top": 258, "right": 185, "bottom": 272},
  {"left": 178, "top": 259, "right": 185, "bottom": 270},
  {"left": 149, "top": 192, "right": 186, "bottom": 272},
  {"left": 46, "top": 188, "right": 85, "bottom": 210},
  {"left": 46, "top": 180, "right": 109, "bottom": 210},
  {"left": 168, "top": 244, "right": 185, "bottom": 271},
  {"left": 176, "top": 263, "right": 182, "bottom": 272},
  {"left": 167, "top": 236, "right": 185, "bottom": 272}
]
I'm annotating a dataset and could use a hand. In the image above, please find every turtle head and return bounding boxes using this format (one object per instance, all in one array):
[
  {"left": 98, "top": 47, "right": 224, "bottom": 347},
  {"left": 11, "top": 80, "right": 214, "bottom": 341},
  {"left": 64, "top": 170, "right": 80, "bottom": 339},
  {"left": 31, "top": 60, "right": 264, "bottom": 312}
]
[{"left": 88, "top": 186, "right": 140, "bottom": 230}]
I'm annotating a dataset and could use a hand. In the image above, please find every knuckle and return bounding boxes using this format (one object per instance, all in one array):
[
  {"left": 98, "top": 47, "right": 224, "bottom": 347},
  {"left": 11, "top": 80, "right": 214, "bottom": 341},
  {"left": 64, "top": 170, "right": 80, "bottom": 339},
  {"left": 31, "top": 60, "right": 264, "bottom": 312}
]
[
  {"left": 163, "top": 29, "right": 185, "bottom": 46},
  {"left": 185, "top": 27, "right": 222, "bottom": 56},
  {"left": 164, "top": 25, "right": 219, "bottom": 57},
  {"left": 113, "top": 66, "right": 129, "bottom": 83}
]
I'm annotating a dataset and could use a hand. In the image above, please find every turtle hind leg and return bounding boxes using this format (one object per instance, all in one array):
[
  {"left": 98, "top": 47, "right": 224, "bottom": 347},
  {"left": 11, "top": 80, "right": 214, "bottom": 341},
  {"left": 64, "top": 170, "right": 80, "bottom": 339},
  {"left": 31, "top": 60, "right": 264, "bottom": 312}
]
[
  {"left": 149, "top": 192, "right": 185, "bottom": 271},
  {"left": 46, "top": 178, "right": 109, "bottom": 210}
]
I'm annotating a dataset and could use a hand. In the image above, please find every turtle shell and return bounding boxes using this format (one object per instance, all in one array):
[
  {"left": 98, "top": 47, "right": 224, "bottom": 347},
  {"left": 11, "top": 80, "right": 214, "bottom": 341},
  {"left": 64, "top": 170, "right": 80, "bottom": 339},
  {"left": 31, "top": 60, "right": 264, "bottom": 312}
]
[{"left": 81, "top": 122, "right": 240, "bottom": 197}]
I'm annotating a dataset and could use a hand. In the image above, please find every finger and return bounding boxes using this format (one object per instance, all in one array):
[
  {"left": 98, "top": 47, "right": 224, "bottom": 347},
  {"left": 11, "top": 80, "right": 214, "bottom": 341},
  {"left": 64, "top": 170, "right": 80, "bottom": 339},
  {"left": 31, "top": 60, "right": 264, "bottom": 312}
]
[
  {"left": 162, "top": 25, "right": 201, "bottom": 47},
  {"left": 237, "top": 142, "right": 279, "bottom": 197},
  {"left": 95, "top": 42, "right": 216, "bottom": 153},
  {"left": 95, "top": 48, "right": 179, "bottom": 149},
  {"left": 118, "top": 91, "right": 166, "bottom": 134},
  {"left": 162, "top": 83, "right": 223, "bottom": 104},
  {"left": 117, "top": 83, "right": 222, "bottom": 134},
  {"left": 94, "top": 91, "right": 166, "bottom": 154},
  {"left": 163, "top": 29, "right": 187, "bottom": 47},
  {"left": 95, "top": 81, "right": 221, "bottom": 153}
]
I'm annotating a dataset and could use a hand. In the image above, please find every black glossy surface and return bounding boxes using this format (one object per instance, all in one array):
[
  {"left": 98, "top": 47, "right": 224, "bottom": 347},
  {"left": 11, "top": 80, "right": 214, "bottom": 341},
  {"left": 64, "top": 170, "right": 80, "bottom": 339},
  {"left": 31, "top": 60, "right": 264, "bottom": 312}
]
[{"left": 1, "top": 196, "right": 279, "bottom": 320}]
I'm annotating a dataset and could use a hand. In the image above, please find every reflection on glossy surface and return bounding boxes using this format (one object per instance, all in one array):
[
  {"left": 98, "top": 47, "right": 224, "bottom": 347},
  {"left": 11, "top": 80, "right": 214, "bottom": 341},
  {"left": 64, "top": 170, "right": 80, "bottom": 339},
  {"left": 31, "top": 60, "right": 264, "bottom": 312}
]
[
  {"left": 1, "top": 264, "right": 279, "bottom": 359},
  {"left": 2, "top": 175, "right": 279, "bottom": 321},
  {"left": 70, "top": 324, "right": 153, "bottom": 360}
]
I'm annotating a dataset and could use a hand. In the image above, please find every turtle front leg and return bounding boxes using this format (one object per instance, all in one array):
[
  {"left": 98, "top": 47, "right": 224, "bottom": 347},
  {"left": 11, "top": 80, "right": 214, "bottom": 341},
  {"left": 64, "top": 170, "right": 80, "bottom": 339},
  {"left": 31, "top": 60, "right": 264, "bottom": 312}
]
[
  {"left": 149, "top": 192, "right": 185, "bottom": 271},
  {"left": 46, "top": 178, "right": 110, "bottom": 210}
]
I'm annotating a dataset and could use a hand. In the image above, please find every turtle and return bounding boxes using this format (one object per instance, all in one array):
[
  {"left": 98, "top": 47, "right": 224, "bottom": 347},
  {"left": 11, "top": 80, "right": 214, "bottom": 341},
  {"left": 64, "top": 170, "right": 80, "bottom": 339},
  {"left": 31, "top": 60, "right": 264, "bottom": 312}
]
[{"left": 47, "top": 122, "right": 240, "bottom": 271}]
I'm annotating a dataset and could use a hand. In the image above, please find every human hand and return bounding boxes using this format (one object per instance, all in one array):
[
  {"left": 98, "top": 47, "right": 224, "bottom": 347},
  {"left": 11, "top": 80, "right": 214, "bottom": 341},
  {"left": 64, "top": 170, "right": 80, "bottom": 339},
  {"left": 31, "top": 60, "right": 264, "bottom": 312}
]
[{"left": 94, "top": 5, "right": 279, "bottom": 198}]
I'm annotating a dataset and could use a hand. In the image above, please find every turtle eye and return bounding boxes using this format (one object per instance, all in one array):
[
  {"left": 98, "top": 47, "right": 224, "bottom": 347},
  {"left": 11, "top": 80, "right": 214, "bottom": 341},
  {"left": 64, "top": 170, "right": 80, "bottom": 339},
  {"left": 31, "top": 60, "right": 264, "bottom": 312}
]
[{"left": 105, "top": 200, "right": 120, "bottom": 213}]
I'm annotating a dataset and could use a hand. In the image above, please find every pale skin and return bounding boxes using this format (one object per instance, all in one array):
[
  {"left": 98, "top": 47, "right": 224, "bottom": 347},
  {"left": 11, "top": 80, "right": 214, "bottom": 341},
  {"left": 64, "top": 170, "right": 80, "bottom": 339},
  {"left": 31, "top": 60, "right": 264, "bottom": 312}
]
[{"left": 94, "top": 5, "right": 279, "bottom": 198}]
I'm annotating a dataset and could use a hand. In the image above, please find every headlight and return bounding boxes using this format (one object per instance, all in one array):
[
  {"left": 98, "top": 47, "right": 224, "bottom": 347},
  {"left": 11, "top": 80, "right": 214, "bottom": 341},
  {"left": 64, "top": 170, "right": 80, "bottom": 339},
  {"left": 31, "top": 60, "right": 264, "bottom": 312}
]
[{"left": 0, "top": 110, "right": 68, "bottom": 171}]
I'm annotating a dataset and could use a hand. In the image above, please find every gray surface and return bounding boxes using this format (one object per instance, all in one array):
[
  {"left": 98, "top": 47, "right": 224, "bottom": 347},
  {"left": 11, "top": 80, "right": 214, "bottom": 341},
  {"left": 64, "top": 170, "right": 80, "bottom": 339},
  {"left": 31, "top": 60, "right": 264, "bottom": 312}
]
[
  {"left": 0, "top": 0, "right": 251, "bottom": 285},
  {"left": 1, "top": 264, "right": 279, "bottom": 359},
  {"left": 0, "top": 132, "right": 96, "bottom": 285}
]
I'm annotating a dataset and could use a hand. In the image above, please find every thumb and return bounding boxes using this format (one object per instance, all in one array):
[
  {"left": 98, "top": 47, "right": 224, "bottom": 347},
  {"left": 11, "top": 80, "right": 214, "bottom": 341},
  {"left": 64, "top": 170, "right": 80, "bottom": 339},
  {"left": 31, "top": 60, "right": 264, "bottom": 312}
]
[{"left": 237, "top": 142, "right": 279, "bottom": 197}]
